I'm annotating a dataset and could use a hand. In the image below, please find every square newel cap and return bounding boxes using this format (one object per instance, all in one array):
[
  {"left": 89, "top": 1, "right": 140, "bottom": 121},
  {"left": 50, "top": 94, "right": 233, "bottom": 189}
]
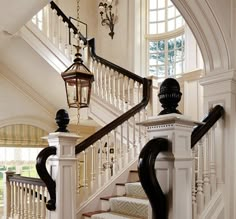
[
  {"left": 42, "top": 132, "right": 82, "bottom": 141},
  {"left": 137, "top": 113, "right": 204, "bottom": 128}
]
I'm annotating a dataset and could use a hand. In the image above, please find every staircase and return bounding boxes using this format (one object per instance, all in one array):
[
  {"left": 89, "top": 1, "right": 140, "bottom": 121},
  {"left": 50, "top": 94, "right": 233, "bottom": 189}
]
[
  {"left": 83, "top": 170, "right": 149, "bottom": 219},
  {"left": 2, "top": 2, "right": 227, "bottom": 219}
]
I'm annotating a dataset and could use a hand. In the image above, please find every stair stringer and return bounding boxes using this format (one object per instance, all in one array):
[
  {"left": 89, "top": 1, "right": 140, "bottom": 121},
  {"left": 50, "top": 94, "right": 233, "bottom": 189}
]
[
  {"left": 76, "top": 159, "right": 139, "bottom": 219},
  {"left": 19, "top": 21, "right": 71, "bottom": 74},
  {"left": 89, "top": 94, "right": 122, "bottom": 127},
  {"left": 199, "top": 190, "right": 224, "bottom": 219}
]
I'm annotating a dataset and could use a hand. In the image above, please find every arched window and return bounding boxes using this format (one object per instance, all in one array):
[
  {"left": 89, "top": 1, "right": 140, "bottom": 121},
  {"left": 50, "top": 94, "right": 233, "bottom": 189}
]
[{"left": 146, "top": 0, "right": 185, "bottom": 78}]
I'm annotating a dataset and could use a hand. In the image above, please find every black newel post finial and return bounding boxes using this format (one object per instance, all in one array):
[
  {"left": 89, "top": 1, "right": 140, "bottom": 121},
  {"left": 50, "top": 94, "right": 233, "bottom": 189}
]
[
  {"left": 158, "top": 78, "right": 182, "bottom": 115},
  {"left": 55, "top": 109, "right": 70, "bottom": 132}
]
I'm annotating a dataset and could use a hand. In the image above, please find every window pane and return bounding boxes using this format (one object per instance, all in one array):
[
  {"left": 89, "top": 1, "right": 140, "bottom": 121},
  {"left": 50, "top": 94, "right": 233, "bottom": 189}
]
[
  {"left": 168, "top": 19, "right": 175, "bottom": 31},
  {"left": 176, "top": 16, "right": 183, "bottom": 29},
  {"left": 168, "top": 51, "right": 175, "bottom": 63},
  {"left": 158, "top": 22, "right": 165, "bottom": 33},
  {"left": 157, "top": 65, "right": 165, "bottom": 77},
  {"left": 158, "top": 9, "right": 165, "bottom": 21},
  {"left": 168, "top": 64, "right": 175, "bottom": 76},
  {"left": 150, "top": 11, "right": 157, "bottom": 22},
  {"left": 149, "top": 41, "right": 158, "bottom": 52},
  {"left": 150, "top": 0, "right": 157, "bottom": 9},
  {"left": 158, "top": 40, "right": 165, "bottom": 51},
  {"left": 168, "top": 0, "right": 173, "bottom": 6},
  {"left": 168, "top": 6, "right": 175, "bottom": 19},
  {"left": 176, "top": 62, "right": 183, "bottom": 74},
  {"left": 176, "top": 50, "right": 183, "bottom": 62},
  {"left": 149, "top": 54, "right": 158, "bottom": 65},
  {"left": 149, "top": 66, "right": 157, "bottom": 75},
  {"left": 158, "top": 52, "right": 165, "bottom": 64},
  {"left": 149, "top": 23, "right": 157, "bottom": 34},
  {"left": 168, "top": 39, "right": 175, "bottom": 50},
  {"left": 158, "top": 0, "right": 165, "bottom": 9}
]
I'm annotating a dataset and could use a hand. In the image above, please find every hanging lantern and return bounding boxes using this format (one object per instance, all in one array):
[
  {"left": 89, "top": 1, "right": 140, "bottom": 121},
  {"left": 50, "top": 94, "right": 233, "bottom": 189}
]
[{"left": 61, "top": 45, "right": 94, "bottom": 108}]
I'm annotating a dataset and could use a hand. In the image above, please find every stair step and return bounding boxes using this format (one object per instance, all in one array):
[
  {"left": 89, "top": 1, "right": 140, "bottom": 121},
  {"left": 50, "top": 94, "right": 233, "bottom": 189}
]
[
  {"left": 125, "top": 182, "right": 147, "bottom": 199},
  {"left": 90, "top": 212, "right": 144, "bottom": 219},
  {"left": 110, "top": 196, "right": 148, "bottom": 218}
]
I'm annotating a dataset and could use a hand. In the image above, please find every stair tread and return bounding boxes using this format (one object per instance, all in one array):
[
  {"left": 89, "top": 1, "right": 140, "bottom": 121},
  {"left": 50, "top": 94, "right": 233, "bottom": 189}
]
[
  {"left": 90, "top": 212, "right": 144, "bottom": 219},
  {"left": 83, "top": 210, "right": 108, "bottom": 217},
  {"left": 100, "top": 195, "right": 121, "bottom": 200},
  {"left": 110, "top": 196, "right": 148, "bottom": 204}
]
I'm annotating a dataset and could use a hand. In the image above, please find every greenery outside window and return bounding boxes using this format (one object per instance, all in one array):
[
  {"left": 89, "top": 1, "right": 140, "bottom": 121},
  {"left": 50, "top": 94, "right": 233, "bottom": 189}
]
[{"left": 146, "top": 0, "right": 185, "bottom": 78}]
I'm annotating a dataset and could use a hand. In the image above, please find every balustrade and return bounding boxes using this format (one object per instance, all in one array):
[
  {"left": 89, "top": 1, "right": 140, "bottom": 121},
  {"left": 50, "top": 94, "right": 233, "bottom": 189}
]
[{"left": 3, "top": 173, "right": 47, "bottom": 219}]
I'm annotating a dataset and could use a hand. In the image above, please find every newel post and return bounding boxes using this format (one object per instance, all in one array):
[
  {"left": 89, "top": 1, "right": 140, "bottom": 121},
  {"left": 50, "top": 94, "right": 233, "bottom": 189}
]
[
  {"left": 139, "top": 78, "right": 201, "bottom": 219},
  {"left": 47, "top": 109, "right": 80, "bottom": 219},
  {"left": 3, "top": 171, "right": 15, "bottom": 219}
]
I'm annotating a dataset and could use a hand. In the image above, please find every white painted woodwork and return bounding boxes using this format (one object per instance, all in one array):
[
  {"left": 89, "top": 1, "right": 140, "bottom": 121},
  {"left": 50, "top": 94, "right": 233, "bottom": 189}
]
[
  {"left": 47, "top": 132, "right": 80, "bottom": 219},
  {"left": 139, "top": 114, "right": 202, "bottom": 219}
]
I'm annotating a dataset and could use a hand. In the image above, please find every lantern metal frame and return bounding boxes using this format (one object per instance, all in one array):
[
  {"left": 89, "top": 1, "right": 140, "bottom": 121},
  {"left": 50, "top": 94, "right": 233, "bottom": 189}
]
[{"left": 61, "top": 46, "right": 94, "bottom": 109}]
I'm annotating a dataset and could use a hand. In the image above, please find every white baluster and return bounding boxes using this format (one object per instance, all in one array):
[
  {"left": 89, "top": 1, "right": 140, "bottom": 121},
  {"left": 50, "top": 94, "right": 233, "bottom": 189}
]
[
  {"left": 133, "top": 116, "right": 138, "bottom": 156},
  {"left": 127, "top": 78, "right": 130, "bottom": 110},
  {"left": 203, "top": 132, "right": 211, "bottom": 204},
  {"left": 82, "top": 150, "right": 88, "bottom": 188},
  {"left": 120, "top": 124, "right": 124, "bottom": 168},
  {"left": 113, "top": 129, "right": 118, "bottom": 174},
  {"left": 28, "top": 184, "right": 32, "bottom": 219},
  {"left": 24, "top": 183, "right": 28, "bottom": 218},
  {"left": 105, "top": 135, "right": 110, "bottom": 180},
  {"left": 10, "top": 181, "right": 14, "bottom": 218},
  {"left": 32, "top": 184, "right": 36, "bottom": 219},
  {"left": 48, "top": 7, "right": 53, "bottom": 41},
  {"left": 100, "top": 65, "right": 104, "bottom": 99},
  {"left": 210, "top": 126, "right": 217, "bottom": 195},
  {"left": 17, "top": 182, "right": 20, "bottom": 217},
  {"left": 196, "top": 139, "right": 204, "bottom": 214},
  {"left": 20, "top": 182, "right": 24, "bottom": 218},
  {"left": 126, "top": 120, "right": 130, "bottom": 163},
  {"left": 40, "top": 186, "right": 46, "bottom": 219},
  {"left": 90, "top": 145, "right": 96, "bottom": 191},
  {"left": 98, "top": 140, "right": 103, "bottom": 187},
  {"left": 36, "top": 185, "right": 40, "bottom": 219},
  {"left": 192, "top": 147, "right": 197, "bottom": 219},
  {"left": 104, "top": 67, "right": 108, "bottom": 102},
  {"left": 52, "top": 9, "right": 57, "bottom": 45},
  {"left": 58, "top": 16, "right": 63, "bottom": 51},
  {"left": 117, "top": 74, "right": 121, "bottom": 110},
  {"left": 76, "top": 159, "right": 81, "bottom": 193}
]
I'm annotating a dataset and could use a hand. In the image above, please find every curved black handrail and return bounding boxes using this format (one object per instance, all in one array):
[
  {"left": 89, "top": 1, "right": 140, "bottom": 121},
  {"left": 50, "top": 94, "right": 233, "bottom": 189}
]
[
  {"left": 88, "top": 38, "right": 144, "bottom": 83},
  {"left": 75, "top": 77, "right": 151, "bottom": 154},
  {"left": 138, "top": 138, "right": 168, "bottom": 219},
  {"left": 36, "top": 146, "right": 57, "bottom": 211},
  {"left": 191, "top": 105, "right": 224, "bottom": 148},
  {"left": 50, "top": 1, "right": 87, "bottom": 44}
]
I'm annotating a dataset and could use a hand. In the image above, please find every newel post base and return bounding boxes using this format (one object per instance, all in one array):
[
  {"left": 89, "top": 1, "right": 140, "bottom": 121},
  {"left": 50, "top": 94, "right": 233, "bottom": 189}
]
[
  {"left": 46, "top": 132, "right": 80, "bottom": 219},
  {"left": 139, "top": 114, "right": 201, "bottom": 219}
]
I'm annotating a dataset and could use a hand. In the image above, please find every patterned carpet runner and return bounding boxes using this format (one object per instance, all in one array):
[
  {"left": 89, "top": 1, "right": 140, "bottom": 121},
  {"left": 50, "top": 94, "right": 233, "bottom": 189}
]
[{"left": 91, "top": 182, "right": 148, "bottom": 219}]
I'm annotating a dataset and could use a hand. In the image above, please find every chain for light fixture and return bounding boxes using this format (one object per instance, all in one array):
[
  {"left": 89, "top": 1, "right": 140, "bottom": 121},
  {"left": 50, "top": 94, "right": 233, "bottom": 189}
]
[{"left": 98, "top": 0, "right": 117, "bottom": 39}]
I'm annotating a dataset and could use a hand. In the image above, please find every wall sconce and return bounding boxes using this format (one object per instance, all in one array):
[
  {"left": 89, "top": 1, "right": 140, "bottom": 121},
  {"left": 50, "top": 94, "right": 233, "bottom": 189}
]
[{"left": 98, "top": 0, "right": 117, "bottom": 39}]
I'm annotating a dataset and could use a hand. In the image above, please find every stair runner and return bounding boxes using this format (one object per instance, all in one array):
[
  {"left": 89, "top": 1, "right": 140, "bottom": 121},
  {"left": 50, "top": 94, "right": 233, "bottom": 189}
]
[{"left": 90, "top": 182, "right": 149, "bottom": 219}]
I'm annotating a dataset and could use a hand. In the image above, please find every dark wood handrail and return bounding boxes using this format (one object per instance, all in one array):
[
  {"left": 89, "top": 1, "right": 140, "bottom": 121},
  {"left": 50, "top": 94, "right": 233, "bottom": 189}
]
[
  {"left": 36, "top": 146, "right": 57, "bottom": 211},
  {"left": 50, "top": 1, "right": 87, "bottom": 44},
  {"left": 75, "top": 77, "right": 151, "bottom": 154},
  {"left": 138, "top": 138, "right": 168, "bottom": 219},
  {"left": 9, "top": 175, "right": 45, "bottom": 187},
  {"left": 191, "top": 105, "right": 224, "bottom": 148},
  {"left": 88, "top": 38, "right": 144, "bottom": 83}
]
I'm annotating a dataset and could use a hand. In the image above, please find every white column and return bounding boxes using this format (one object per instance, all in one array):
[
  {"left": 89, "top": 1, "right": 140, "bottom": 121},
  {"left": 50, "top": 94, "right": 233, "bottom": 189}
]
[
  {"left": 3, "top": 171, "right": 15, "bottom": 219},
  {"left": 139, "top": 114, "right": 201, "bottom": 219},
  {"left": 200, "top": 70, "right": 236, "bottom": 219},
  {"left": 46, "top": 132, "right": 80, "bottom": 219}
]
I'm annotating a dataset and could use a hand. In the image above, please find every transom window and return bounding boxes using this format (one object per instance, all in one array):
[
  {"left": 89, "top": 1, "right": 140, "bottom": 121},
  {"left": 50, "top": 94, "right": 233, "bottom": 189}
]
[{"left": 146, "top": 0, "right": 185, "bottom": 78}]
